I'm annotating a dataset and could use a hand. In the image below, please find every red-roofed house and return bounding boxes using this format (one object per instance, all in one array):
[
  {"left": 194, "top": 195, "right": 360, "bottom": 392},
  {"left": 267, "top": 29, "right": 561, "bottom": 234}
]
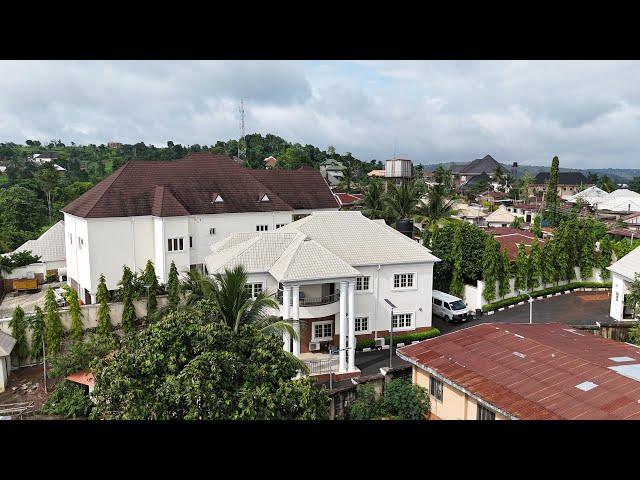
[
  {"left": 263, "top": 156, "right": 277, "bottom": 169},
  {"left": 398, "top": 322, "right": 640, "bottom": 420},
  {"left": 62, "top": 153, "right": 339, "bottom": 303},
  {"left": 485, "top": 228, "right": 544, "bottom": 261},
  {"left": 334, "top": 192, "right": 363, "bottom": 209}
]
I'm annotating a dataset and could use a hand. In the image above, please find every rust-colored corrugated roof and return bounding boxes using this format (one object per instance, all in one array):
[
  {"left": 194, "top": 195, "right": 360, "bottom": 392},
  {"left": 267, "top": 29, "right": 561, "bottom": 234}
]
[
  {"left": 66, "top": 371, "right": 95, "bottom": 387},
  {"left": 334, "top": 192, "right": 363, "bottom": 206},
  {"left": 486, "top": 228, "right": 544, "bottom": 261},
  {"left": 62, "top": 153, "right": 338, "bottom": 218},
  {"left": 398, "top": 323, "right": 640, "bottom": 420}
]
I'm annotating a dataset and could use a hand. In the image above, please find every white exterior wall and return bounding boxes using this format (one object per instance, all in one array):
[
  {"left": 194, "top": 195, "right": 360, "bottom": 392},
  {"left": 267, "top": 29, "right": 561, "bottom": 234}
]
[
  {"left": 610, "top": 273, "right": 630, "bottom": 321},
  {"left": 65, "top": 208, "right": 336, "bottom": 300}
]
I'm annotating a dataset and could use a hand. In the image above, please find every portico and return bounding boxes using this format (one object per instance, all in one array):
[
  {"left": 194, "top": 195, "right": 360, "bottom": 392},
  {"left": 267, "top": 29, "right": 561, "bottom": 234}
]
[{"left": 281, "top": 278, "right": 358, "bottom": 373}]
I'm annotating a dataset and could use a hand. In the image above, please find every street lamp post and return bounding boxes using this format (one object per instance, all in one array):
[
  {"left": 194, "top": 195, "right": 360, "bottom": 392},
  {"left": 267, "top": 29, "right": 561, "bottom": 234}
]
[
  {"left": 384, "top": 299, "right": 397, "bottom": 370},
  {"left": 523, "top": 291, "right": 533, "bottom": 324}
]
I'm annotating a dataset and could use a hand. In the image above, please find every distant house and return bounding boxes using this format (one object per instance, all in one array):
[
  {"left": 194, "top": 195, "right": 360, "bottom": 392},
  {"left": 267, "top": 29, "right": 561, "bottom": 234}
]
[
  {"left": 264, "top": 156, "right": 277, "bottom": 169},
  {"left": 334, "top": 192, "right": 363, "bottom": 210},
  {"left": 530, "top": 171, "right": 590, "bottom": 200},
  {"left": 458, "top": 172, "right": 493, "bottom": 194},
  {"left": 623, "top": 212, "right": 640, "bottom": 231},
  {"left": 484, "top": 205, "right": 516, "bottom": 228},
  {"left": 505, "top": 202, "right": 541, "bottom": 224},
  {"left": 0, "top": 165, "right": 6, "bottom": 174},
  {"left": 319, "top": 159, "right": 345, "bottom": 187},
  {"left": 567, "top": 185, "right": 610, "bottom": 206},
  {"left": 486, "top": 227, "right": 544, "bottom": 261},
  {"left": 367, "top": 169, "right": 386, "bottom": 178},
  {"left": 398, "top": 322, "right": 640, "bottom": 420},
  {"left": 2, "top": 221, "right": 66, "bottom": 285},
  {"left": 452, "top": 155, "right": 504, "bottom": 187},
  {"left": 30, "top": 153, "right": 66, "bottom": 171},
  {"left": 455, "top": 204, "right": 488, "bottom": 226},
  {"left": 609, "top": 245, "right": 640, "bottom": 321},
  {"left": 596, "top": 190, "right": 640, "bottom": 214},
  {"left": 107, "top": 142, "right": 122, "bottom": 149}
]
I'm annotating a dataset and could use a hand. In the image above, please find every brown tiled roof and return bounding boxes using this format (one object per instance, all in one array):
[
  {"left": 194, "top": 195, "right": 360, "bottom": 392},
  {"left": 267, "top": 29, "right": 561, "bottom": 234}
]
[
  {"left": 398, "top": 323, "right": 640, "bottom": 420},
  {"left": 62, "top": 153, "right": 338, "bottom": 218}
]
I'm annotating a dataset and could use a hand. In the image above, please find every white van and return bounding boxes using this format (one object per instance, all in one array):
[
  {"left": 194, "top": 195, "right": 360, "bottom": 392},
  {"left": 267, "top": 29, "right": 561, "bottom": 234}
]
[{"left": 432, "top": 290, "right": 470, "bottom": 323}]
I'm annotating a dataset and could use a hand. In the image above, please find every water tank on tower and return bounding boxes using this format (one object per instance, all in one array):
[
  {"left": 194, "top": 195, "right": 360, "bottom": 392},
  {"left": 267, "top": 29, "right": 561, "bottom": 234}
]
[{"left": 385, "top": 158, "right": 413, "bottom": 179}]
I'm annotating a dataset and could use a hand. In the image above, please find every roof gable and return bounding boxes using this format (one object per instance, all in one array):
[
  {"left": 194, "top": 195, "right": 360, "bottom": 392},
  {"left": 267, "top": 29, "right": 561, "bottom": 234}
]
[{"left": 459, "top": 155, "right": 502, "bottom": 174}]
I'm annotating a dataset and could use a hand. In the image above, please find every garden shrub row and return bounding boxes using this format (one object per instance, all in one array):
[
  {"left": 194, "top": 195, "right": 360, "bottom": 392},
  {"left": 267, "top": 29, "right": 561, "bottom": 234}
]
[
  {"left": 356, "top": 327, "right": 440, "bottom": 350},
  {"left": 482, "top": 281, "right": 612, "bottom": 312}
]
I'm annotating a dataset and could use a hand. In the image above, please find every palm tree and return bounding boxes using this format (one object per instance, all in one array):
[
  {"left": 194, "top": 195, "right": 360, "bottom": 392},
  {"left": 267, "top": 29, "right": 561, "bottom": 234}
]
[
  {"left": 361, "top": 179, "right": 386, "bottom": 220},
  {"left": 384, "top": 179, "right": 424, "bottom": 223},
  {"left": 415, "top": 184, "right": 457, "bottom": 246}
]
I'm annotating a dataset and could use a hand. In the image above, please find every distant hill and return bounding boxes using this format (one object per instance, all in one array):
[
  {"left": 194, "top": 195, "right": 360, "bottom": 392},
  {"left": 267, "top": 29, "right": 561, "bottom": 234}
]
[{"left": 420, "top": 161, "right": 640, "bottom": 184}]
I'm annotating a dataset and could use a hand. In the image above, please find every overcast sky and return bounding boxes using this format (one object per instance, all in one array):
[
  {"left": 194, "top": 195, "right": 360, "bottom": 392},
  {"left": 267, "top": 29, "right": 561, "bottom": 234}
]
[{"left": 1, "top": 60, "right": 639, "bottom": 169}]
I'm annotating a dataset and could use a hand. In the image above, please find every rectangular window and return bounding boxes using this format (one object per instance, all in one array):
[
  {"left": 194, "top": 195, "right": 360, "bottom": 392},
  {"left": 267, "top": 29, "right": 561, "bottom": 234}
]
[
  {"left": 433, "top": 298, "right": 442, "bottom": 306},
  {"left": 189, "top": 236, "right": 193, "bottom": 248},
  {"left": 292, "top": 214, "right": 309, "bottom": 221},
  {"left": 245, "top": 282, "right": 264, "bottom": 298},
  {"left": 356, "top": 276, "right": 370, "bottom": 291},
  {"left": 256, "top": 225, "right": 269, "bottom": 232},
  {"left": 393, "top": 273, "right": 415, "bottom": 289},
  {"left": 313, "top": 321, "right": 333, "bottom": 340},
  {"left": 429, "top": 376, "right": 443, "bottom": 402},
  {"left": 355, "top": 316, "right": 369, "bottom": 333},
  {"left": 68, "top": 233, "right": 73, "bottom": 244},
  {"left": 477, "top": 404, "right": 496, "bottom": 420},
  {"left": 209, "top": 228, "right": 216, "bottom": 235},
  {"left": 392, "top": 312, "right": 414, "bottom": 329},
  {"left": 167, "top": 237, "right": 185, "bottom": 252},
  {"left": 275, "top": 223, "right": 287, "bottom": 229}
]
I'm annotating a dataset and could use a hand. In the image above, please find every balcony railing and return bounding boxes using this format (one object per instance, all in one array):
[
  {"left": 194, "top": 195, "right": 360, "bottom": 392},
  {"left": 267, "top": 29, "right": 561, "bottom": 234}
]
[
  {"left": 303, "top": 357, "right": 339, "bottom": 374},
  {"left": 277, "top": 289, "right": 340, "bottom": 307}
]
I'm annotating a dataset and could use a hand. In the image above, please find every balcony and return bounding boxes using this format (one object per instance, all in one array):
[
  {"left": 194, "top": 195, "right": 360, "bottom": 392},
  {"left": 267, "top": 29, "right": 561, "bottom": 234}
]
[{"left": 277, "top": 288, "right": 341, "bottom": 318}]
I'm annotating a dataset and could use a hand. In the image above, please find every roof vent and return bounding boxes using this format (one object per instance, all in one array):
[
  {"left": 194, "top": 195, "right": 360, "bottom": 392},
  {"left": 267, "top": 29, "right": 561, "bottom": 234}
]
[
  {"left": 609, "top": 356, "right": 635, "bottom": 363},
  {"left": 513, "top": 351, "right": 526, "bottom": 358},
  {"left": 259, "top": 193, "right": 270, "bottom": 202},
  {"left": 575, "top": 381, "right": 598, "bottom": 392},
  {"left": 212, "top": 194, "right": 224, "bottom": 203}
]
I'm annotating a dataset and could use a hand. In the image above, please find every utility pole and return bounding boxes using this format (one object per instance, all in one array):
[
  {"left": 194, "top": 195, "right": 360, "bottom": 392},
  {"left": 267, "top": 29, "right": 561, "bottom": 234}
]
[{"left": 238, "top": 99, "right": 247, "bottom": 162}]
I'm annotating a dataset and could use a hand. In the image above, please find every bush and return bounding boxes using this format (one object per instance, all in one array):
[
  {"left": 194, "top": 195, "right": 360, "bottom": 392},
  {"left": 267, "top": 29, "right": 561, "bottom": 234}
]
[
  {"left": 348, "top": 383, "right": 381, "bottom": 420},
  {"left": 356, "top": 328, "right": 440, "bottom": 350},
  {"left": 48, "top": 333, "right": 117, "bottom": 378},
  {"left": 482, "top": 281, "right": 612, "bottom": 312},
  {"left": 383, "top": 378, "right": 430, "bottom": 420},
  {"left": 41, "top": 380, "right": 93, "bottom": 419}
]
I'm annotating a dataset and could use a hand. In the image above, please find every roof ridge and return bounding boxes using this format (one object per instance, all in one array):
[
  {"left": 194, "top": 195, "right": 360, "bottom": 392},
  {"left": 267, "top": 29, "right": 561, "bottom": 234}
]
[{"left": 83, "top": 162, "right": 134, "bottom": 217}]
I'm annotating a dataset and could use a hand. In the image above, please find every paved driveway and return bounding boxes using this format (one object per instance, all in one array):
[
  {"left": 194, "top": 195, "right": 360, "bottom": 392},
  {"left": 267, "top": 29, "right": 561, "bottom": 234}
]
[{"left": 432, "top": 290, "right": 612, "bottom": 334}]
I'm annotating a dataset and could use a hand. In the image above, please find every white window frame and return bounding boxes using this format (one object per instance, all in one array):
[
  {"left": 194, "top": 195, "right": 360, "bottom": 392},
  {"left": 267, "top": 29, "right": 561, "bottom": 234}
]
[
  {"left": 256, "top": 225, "right": 269, "bottom": 232},
  {"left": 391, "top": 311, "right": 415, "bottom": 331},
  {"left": 392, "top": 272, "right": 417, "bottom": 290},
  {"left": 312, "top": 320, "right": 333, "bottom": 341},
  {"left": 355, "top": 276, "right": 371, "bottom": 293},
  {"left": 167, "top": 237, "right": 185, "bottom": 252},
  {"left": 245, "top": 282, "right": 264, "bottom": 299},
  {"left": 354, "top": 315, "right": 370, "bottom": 334}
]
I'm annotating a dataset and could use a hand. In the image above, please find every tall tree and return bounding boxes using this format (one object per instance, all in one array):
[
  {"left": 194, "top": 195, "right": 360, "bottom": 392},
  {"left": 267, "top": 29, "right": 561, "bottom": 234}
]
[
  {"left": 532, "top": 215, "right": 542, "bottom": 238},
  {"left": 29, "top": 306, "right": 45, "bottom": 360},
  {"left": 482, "top": 236, "right": 500, "bottom": 303},
  {"left": 96, "top": 273, "right": 114, "bottom": 337},
  {"left": 629, "top": 176, "right": 640, "bottom": 194},
  {"left": 579, "top": 221, "right": 595, "bottom": 281},
  {"left": 528, "top": 237, "right": 542, "bottom": 290},
  {"left": 449, "top": 224, "right": 464, "bottom": 297},
  {"left": 498, "top": 249, "right": 512, "bottom": 299},
  {"left": 543, "top": 156, "right": 560, "bottom": 226},
  {"left": 433, "top": 165, "right": 454, "bottom": 195},
  {"left": 626, "top": 273, "right": 640, "bottom": 320},
  {"left": 599, "top": 236, "right": 613, "bottom": 280},
  {"left": 44, "top": 288, "right": 64, "bottom": 353},
  {"left": 361, "top": 179, "right": 386, "bottom": 220},
  {"left": 9, "top": 306, "right": 29, "bottom": 360},
  {"left": 36, "top": 162, "right": 60, "bottom": 223},
  {"left": 541, "top": 240, "right": 556, "bottom": 286},
  {"left": 167, "top": 261, "right": 181, "bottom": 309},
  {"left": 141, "top": 260, "right": 159, "bottom": 316},
  {"left": 415, "top": 184, "right": 457, "bottom": 245},
  {"left": 63, "top": 286, "right": 84, "bottom": 342},
  {"left": 384, "top": 179, "right": 424, "bottom": 224},
  {"left": 119, "top": 265, "right": 137, "bottom": 334},
  {"left": 514, "top": 244, "right": 529, "bottom": 293}
]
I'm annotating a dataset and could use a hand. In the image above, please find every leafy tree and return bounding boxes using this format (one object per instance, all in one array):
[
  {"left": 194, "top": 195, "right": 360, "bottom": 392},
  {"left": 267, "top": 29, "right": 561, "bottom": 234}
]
[
  {"left": 514, "top": 244, "right": 529, "bottom": 293},
  {"left": 629, "top": 176, "right": 640, "bottom": 194},
  {"left": 44, "top": 288, "right": 64, "bottom": 353},
  {"left": 63, "top": 285, "right": 84, "bottom": 342},
  {"left": 543, "top": 156, "right": 560, "bottom": 226},
  {"left": 516, "top": 171, "right": 535, "bottom": 201},
  {"left": 626, "top": 274, "right": 640, "bottom": 320},
  {"left": 41, "top": 380, "right": 93, "bottom": 419},
  {"left": 449, "top": 223, "right": 464, "bottom": 297},
  {"left": 384, "top": 179, "right": 424, "bottom": 224},
  {"left": 528, "top": 237, "right": 542, "bottom": 290},
  {"left": 361, "top": 179, "right": 386, "bottom": 220},
  {"left": 167, "top": 261, "right": 181, "bottom": 309},
  {"left": 348, "top": 384, "right": 381, "bottom": 420},
  {"left": 119, "top": 265, "right": 138, "bottom": 334},
  {"left": 96, "top": 274, "right": 113, "bottom": 337},
  {"left": 597, "top": 175, "right": 616, "bottom": 193},
  {"left": 579, "top": 224, "right": 595, "bottom": 281},
  {"left": 415, "top": 184, "right": 457, "bottom": 244},
  {"left": 433, "top": 165, "right": 454, "bottom": 195},
  {"left": 90, "top": 309, "right": 330, "bottom": 420},
  {"left": 542, "top": 240, "right": 556, "bottom": 286},
  {"left": 498, "top": 249, "right": 512, "bottom": 298},
  {"left": 482, "top": 236, "right": 501, "bottom": 303},
  {"left": 9, "top": 306, "right": 29, "bottom": 360},
  {"left": 48, "top": 332, "right": 117, "bottom": 378},
  {"left": 36, "top": 162, "right": 60, "bottom": 223},
  {"left": 532, "top": 215, "right": 542, "bottom": 238},
  {"left": 141, "top": 260, "right": 159, "bottom": 316},
  {"left": 510, "top": 216, "right": 524, "bottom": 229},
  {"left": 382, "top": 378, "right": 430, "bottom": 420},
  {"left": 29, "top": 306, "right": 45, "bottom": 359},
  {"left": 0, "top": 185, "right": 47, "bottom": 238},
  {"left": 599, "top": 236, "right": 613, "bottom": 280}
]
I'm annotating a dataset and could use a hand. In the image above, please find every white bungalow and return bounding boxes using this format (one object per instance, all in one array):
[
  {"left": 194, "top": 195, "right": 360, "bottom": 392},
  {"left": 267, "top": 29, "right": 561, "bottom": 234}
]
[
  {"left": 608, "top": 246, "right": 640, "bottom": 321},
  {"left": 484, "top": 205, "right": 516, "bottom": 228},
  {"left": 0, "top": 332, "right": 16, "bottom": 393},
  {"left": 204, "top": 211, "right": 440, "bottom": 379},
  {"left": 567, "top": 186, "right": 610, "bottom": 206}
]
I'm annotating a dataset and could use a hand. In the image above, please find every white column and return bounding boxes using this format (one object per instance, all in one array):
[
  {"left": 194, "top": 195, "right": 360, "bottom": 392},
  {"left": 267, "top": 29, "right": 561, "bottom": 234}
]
[
  {"left": 339, "top": 280, "right": 348, "bottom": 373},
  {"left": 292, "top": 285, "right": 300, "bottom": 357},
  {"left": 348, "top": 279, "right": 356, "bottom": 371},
  {"left": 283, "top": 285, "right": 291, "bottom": 352},
  {"left": 0, "top": 358, "right": 6, "bottom": 393}
]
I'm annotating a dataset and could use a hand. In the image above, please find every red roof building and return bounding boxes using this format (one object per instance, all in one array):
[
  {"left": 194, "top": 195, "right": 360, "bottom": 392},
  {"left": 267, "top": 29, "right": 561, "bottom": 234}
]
[
  {"left": 398, "top": 323, "right": 640, "bottom": 420},
  {"left": 485, "top": 228, "right": 544, "bottom": 261},
  {"left": 334, "top": 192, "right": 363, "bottom": 209}
]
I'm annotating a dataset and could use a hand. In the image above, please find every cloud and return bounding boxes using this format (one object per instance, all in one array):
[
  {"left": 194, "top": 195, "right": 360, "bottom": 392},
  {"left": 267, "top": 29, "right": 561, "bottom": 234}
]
[{"left": 0, "top": 60, "right": 639, "bottom": 169}]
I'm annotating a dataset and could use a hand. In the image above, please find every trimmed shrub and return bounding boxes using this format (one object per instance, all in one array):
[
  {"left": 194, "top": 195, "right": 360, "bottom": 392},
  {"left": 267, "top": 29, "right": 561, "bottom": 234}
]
[
  {"left": 383, "top": 378, "right": 430, "bottom": 420},
  {"left": 41, "top": 380, "right": 93, "bottom": 419},
  {"left": 356, "top": 328, "right": 440, "bottom": 350}
]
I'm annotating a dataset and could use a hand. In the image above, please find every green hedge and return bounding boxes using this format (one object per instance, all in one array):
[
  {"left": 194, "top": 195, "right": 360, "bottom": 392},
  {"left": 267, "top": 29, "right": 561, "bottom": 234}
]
[
  {"left": 482, "top": 281, "right": 612, "bottom": 312},
  {"left": 356, "top": 327, "right": 440, "bottom": 350}
]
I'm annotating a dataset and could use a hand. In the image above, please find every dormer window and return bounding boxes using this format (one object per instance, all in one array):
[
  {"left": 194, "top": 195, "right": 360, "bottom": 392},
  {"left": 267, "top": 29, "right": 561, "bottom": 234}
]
[
  {"left": 212, "top": 193, "right": 224, "bottom": 203},
  {"left": 259, "top": 193, "right": 270, "bottom": 202}
]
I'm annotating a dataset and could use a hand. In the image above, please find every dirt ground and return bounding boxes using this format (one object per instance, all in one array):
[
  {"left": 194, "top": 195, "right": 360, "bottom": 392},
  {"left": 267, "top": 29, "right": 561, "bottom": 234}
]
[
  {"left": 0, "top": 281, "right": 63, "bottom": 317},
  {"left": 0, "top": 364, "right": 60, "bottom": 419}
]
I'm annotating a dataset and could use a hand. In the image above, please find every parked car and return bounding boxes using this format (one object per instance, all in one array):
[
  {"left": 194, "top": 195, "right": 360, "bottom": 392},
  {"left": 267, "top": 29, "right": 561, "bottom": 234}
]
[
  {"left": 53, "top": 288, "right": 67, "bottom": 307},
  {"left": 432, "top": 290, "right": 470, "bottom": 323}
]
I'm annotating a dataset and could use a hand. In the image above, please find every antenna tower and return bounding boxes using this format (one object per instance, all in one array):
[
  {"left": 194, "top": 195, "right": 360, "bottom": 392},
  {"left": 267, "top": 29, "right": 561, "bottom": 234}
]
[{"left": 238, "top": 99, "right": 247, "bottom": 161}]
